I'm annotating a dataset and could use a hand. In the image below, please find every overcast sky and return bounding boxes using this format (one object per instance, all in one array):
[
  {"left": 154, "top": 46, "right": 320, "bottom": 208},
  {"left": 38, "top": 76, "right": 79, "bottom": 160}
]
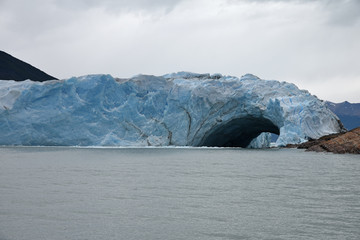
[{"left": 1, "top": 0, "right": 359, "bottom": 102}]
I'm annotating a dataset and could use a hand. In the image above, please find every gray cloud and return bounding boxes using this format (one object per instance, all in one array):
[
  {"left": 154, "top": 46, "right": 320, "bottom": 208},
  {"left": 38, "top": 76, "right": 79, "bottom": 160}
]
[
  {"left": 323, "top": 0, "right": 360, "bottom": 26},
  {"left": 231, "top": 0, "right": 360, "bottom": 25},
  {"left": 0, "top": 0, "right": 184, "bottom": 37},
  {"left": 52, "top": 0, "right": 183, "bottom": 13}
]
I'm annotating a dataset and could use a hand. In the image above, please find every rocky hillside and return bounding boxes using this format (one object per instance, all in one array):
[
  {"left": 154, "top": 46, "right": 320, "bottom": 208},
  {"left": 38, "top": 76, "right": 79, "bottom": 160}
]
[{"left": 0, "top": 51, "right": 57, "bottom": 82}]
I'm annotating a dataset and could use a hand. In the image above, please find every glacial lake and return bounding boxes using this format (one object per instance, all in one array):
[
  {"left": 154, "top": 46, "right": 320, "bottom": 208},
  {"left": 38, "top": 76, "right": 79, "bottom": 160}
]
[{"left": 0, "top": 147, "right": 359, "bottom": 240}]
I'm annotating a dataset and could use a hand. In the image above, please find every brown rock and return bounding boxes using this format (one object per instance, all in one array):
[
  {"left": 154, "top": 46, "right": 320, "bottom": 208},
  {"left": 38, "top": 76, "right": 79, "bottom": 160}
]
[
  {"left": 307, "top": 145, "right": 326, "bottom": 152},
  {"left": 300, "top": 127, "right": 360, "bottom": 154}
]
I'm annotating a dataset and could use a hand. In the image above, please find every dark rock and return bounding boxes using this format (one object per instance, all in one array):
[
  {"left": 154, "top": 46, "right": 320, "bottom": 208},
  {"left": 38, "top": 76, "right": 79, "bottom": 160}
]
[{"left": 0, "top": 50, "right": 57, "bottom": 82}]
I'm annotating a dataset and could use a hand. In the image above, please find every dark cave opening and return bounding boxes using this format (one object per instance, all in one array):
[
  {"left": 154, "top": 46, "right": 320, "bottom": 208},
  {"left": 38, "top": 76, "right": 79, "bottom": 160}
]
[{"left": 199, "top": 117, "right": 280, "bottom": 148}]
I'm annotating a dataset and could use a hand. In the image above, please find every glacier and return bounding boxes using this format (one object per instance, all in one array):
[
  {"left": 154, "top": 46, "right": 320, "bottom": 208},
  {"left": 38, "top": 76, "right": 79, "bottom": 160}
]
[{"left": 0, "top": 72, "right": 344, "bottom": 147}]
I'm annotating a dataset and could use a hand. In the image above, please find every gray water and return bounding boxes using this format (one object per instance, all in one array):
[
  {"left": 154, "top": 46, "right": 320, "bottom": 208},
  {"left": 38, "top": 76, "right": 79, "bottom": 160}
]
[{"left": 0, "top": 147, "right": 359, "bottom": 240}]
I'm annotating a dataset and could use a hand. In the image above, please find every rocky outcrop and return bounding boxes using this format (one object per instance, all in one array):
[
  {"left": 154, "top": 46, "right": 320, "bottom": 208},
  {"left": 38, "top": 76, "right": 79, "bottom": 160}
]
[{"left": 297, "top": 127, "right": 360, "bottom": 154}]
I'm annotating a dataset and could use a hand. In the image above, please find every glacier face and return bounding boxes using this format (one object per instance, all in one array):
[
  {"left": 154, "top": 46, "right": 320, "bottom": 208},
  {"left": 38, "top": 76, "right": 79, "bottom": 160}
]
[{"left": 0, "top": 72, "right": 344, "bottom": 147}]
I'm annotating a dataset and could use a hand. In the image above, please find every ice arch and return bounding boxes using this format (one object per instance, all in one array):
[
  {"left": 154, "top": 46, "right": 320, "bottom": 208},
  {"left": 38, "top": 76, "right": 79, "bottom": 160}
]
[
  {"left": 0, "top": 72, "right": 345, "bottom": 147},
  {"left": 199, "top": 117, "right": 280, "bottom": 147}
]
